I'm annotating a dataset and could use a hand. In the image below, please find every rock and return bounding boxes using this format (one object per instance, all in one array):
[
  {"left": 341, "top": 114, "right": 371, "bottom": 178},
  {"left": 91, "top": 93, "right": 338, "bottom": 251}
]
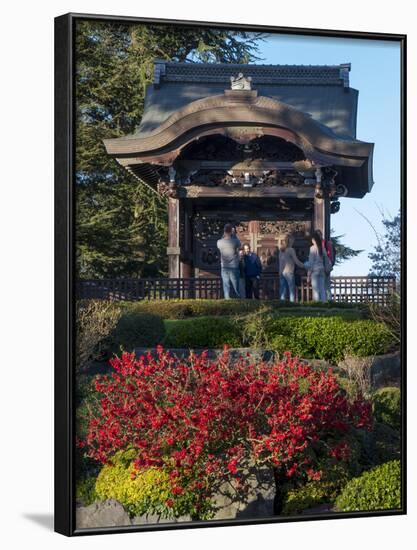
[
  {"left": 370, "top": 352, "right": 400, "bottom": 388},
  {"left": 337, "top": 351, "right": 400, "bottom": 389},
  {"left": 174, "top": 515, "right": 193, "bottom": 522},
  {"left": 76, "top": 499, "right": 131, "bottom": 529},
  {"left": 211, "top": 467, "right": 275, "bottom": 520},
  {"left": 131, "top": 513, "right": 191, "bottom": 525},
  {"left": 131, "top": 513, "right": 176, "bottom": 525}
]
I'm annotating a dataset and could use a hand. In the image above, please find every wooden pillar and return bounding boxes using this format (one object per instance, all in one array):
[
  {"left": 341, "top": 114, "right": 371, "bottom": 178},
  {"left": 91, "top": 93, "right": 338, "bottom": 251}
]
[
  {"left": 167, "top": 197, "right": 180, "bottom": 278},
  {"left": 180, "top": 200, "right": 193, "bottom": 278},
  {"left": 313, "top": 197, "right": 330, "bottom": 240},
  {"left": 313, "top": 167, "right": 330, "bottom": 240}
]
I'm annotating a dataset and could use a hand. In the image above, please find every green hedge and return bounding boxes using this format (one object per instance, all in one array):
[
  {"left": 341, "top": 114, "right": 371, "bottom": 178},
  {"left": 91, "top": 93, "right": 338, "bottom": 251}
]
[
  {"left": 282, "top": 481, "right": 339, "bottom": 516},
  {"left": 107, "top": 313, "right": 393, "bottom": 362},
  {"left": 110, "top": 312, "right": 165, "bottom": 352},
  {"left": 96, "top": 308, "right": 393, "bottom": 362},
  {"left": 164, "top": 317, "right": 242, "bottom": 348},
  {"left": 121, "top": 299, "right": 366, "bottom": 320},
  {"left": 372, "top": 387, "right": 401, "bottom": 430},
  {"left": 335, "top": 460, "right": 401, "bottom": 512},
  {"left": 267, "top": 317, "right": 393, "bottom": 364}
]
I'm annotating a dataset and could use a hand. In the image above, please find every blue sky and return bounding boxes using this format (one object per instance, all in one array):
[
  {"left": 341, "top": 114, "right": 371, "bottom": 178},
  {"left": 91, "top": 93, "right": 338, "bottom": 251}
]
[{"left": 255, "top": 33, "right": 401, "bottom": 275}]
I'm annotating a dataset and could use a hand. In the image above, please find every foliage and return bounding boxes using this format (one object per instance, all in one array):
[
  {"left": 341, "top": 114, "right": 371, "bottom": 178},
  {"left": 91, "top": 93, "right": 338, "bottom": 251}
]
[
  {"left": 80, "top": 348, "right": 372, "bottom": 518},
  {"left": 372, "top": 387, "right": 401, "bottom": 430},
  {"left": 164, "top": 317, "right": 242, "bottom": 348},
  {"left": 368, "top": 210, "right": 401, "bottom": 280},
  {"left": 92, "top": 307, "right": 392, "bottom": 361},
  {"left": 111, "top": 312, "right": 166, "bottom": 352},
  {"left": 120, "top": 299, "right": 367, "bottom": 320},
  {"left": 238, "top": 306, "right": 274, "bottom": 348},
  {"left": 76, "top": 475, "right": 99, "bottom": 506},
  {"left": 282, "top": 481, "right": 336, "bottom": 515},
  {"left": 281, "top": 438, "right": 363, "bottom": 516},
  {"left": 337, "top": 355, "right": 374, "bottom": 397},
  {"left": 94, "top": 448, "right": 212, "bottom": 519},
  {"left": 75, "top": 300, "right": 121, "bottom": 371},
  {"left": 75, "top": 21, "right": 264, "bottom": 278},
  {"left": 267, "top": 317, "right": 394, "bottom": 364},
  {"left": 335, "top": 460, "right": 401, "bottom": 512},
  {"left": 364, "top": 423, "right": 401, "bottom": 466},
  {"left": 125, "top": 299, "right": 267, "bottom": 319},
  {"left": 368, "top": 292, "right": 401, "bottom": 346},
  {"left": 331, "top": 231, "right": 363, "bottom": 266}
]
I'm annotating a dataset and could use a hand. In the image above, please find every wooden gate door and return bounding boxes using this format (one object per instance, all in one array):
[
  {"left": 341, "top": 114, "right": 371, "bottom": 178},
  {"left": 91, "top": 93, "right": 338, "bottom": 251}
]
[{"left": 193, "top": 214, "right": 311, "bottom": 296}]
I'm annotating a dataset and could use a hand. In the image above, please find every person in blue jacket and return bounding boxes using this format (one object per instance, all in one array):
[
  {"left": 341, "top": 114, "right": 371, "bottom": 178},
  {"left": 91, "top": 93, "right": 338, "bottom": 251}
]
[{"left": 243, "top": 243, "right": 263, "bottom": 299}]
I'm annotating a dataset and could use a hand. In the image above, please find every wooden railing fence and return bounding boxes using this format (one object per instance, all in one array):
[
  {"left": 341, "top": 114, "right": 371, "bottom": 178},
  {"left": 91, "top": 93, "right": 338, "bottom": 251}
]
[{"left": 77, "top": 275, "right": 396, "bottom": 305}]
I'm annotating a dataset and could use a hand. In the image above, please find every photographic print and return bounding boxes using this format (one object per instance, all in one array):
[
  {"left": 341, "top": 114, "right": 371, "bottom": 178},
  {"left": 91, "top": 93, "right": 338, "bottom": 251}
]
[{"left": 54, "top": 13, "right": 405, "bottom": 535}]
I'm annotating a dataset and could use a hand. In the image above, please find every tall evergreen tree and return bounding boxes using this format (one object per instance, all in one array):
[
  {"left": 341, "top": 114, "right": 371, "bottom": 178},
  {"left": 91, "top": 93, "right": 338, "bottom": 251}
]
[
  {"left": 331, "top": 231, "right": 363, "bottom": 266},
  {"left": 75, "top": 21, "right": 264, "bottom": 278}
]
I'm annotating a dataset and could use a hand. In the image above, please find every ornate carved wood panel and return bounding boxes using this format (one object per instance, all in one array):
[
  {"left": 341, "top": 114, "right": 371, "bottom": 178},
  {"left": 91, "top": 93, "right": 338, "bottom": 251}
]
[{"left": 193, "top": 213, "right": 311, "bottom": 277}]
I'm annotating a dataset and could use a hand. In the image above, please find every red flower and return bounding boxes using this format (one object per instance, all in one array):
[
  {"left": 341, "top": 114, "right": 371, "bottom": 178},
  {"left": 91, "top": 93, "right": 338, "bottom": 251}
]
[{"left": 81, "top": 347, "right": 372, "bottom": 508}]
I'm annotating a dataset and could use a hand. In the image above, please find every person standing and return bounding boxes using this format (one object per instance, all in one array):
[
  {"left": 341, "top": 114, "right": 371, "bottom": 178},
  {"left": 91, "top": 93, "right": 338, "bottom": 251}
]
[
  {"left": 307, "top": 231, "right": 330, "bottom": 302},
  {"left": 316, "top": 229, "right": 336, "bottom": 301},
  {"left": 238, "top": 248, "right": 247, "bottom": 298},
  {"left": 217, "top": 223, "right": 241, "bottom": 299},
  {"left": 278, "top": 235, "right": 305, "bottom": 302},
  {"left": 243, "top": 244, "right": 262, "bottom": 299}
]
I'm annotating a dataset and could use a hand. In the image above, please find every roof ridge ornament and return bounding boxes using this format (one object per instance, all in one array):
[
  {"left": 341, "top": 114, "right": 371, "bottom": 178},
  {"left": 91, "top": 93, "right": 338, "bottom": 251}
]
[{"left": 230, "top": 73, "right": 252, "bottom": 90}]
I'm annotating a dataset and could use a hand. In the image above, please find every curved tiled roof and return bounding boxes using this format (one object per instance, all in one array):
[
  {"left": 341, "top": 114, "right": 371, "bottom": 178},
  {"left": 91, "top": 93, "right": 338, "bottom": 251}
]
[
  {"left": 103, "top": 61, "right": 374, "bottom": 197},
  {"left": 104, "top": 91, "right": 370, "bottom": 163},
  {"left": 137, "top": 61, "right": 356, "bottom": 140}
]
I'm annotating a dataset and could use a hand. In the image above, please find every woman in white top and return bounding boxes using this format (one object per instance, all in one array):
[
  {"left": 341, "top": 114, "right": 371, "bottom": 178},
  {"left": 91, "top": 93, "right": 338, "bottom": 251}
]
[
  {"left": 278, "top": 235, "right": 305, "bottom": 302},
  {"left": 307, "top": 232, "right": 327, "bottom": 302}
]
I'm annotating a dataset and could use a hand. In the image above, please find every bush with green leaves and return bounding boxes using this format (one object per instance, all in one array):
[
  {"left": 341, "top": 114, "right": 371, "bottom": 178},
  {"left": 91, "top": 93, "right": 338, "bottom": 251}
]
[
  {"left": 281, "top": 432, "right": 364, "bottom": 516},
  {"left": 372, "top": 387, "right": 401, "bottom": 430},
  {"left": 267, "top": 317, "right": 393, "bottom": 364},
  {"left": 76, "top": 475, "right": 99, "bottom": 506},
  {"left": 282, "top": 480, "right": 339, "bottom": 516},
  {"left": 95, "top": 449, "right": 213, "bottom": 519},
  {"left": 164, "top": 316, "right": 242, "bottom": 348},
  {"left": 110, "top": 312, "right": 166, "bottom": 352},
  {"left": 121, "top": 299, "right": 367, "bottom": 320},
  {"left": 335, "top": 460, "right": 401, "bottom": 512}
]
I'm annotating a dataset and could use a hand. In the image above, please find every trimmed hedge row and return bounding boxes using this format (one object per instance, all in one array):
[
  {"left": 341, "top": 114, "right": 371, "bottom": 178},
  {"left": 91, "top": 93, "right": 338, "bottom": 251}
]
[
  {"left": 110, "top": 312, "right": 165, "bottom": 350},
  {"left": 266, "top": 317, "right": 393, "bottom": 364},
  {"left": 106, "top": 310, "right": 393, "bottom": 363},
  {"left": 335, "top": 460, "right": 401, "bottom": 512},
  {"left": 121, "top": 299, "right": 367, "bottom": 320},
  {"left": 165, "top": 316, "right": 393, "bottom": 363},
  {"left": 164, "top": 317, "right": 242, "bottom": 348}
]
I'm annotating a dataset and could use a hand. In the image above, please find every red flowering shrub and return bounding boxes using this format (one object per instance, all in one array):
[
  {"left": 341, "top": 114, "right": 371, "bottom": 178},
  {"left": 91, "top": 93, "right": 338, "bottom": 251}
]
[{"left": 81, "top": 347, "right": 372, "bottom": 517}]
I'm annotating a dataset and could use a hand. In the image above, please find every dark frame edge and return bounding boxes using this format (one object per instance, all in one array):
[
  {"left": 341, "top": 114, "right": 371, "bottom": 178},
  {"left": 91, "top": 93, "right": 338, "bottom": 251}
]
[
  {"left": 54, "top": 13, "right": 75, "bottom": 537},
  {"left": 400, "top": 33, "right": 407, "bottom": 515}
]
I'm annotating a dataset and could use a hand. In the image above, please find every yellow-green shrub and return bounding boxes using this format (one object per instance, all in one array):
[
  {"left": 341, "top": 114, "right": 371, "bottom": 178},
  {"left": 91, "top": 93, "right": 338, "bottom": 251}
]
[
  {"left": 95, "top": 451, "right": 172, "bottom": 517},
  {"left": 95, "top": 449, "right": 213, "bottom": 519}
]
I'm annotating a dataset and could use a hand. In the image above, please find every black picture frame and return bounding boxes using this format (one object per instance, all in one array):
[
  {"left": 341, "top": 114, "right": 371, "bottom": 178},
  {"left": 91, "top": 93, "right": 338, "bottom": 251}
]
[{"left": 54, "top": 12, "right": 407, "bottom": 536}]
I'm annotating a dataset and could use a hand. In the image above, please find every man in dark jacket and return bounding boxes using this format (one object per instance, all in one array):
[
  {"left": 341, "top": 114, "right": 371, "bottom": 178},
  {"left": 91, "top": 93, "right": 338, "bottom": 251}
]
[{"left": 243, "top": 244, "right": 262, "bottom": 299}]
